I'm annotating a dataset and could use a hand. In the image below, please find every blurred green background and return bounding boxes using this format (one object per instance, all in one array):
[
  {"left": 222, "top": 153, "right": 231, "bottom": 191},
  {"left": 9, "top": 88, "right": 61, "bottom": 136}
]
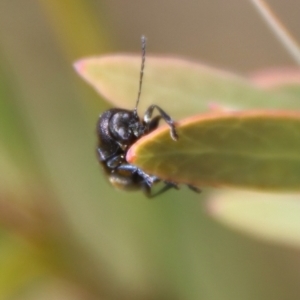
[{"left": 1, "top": 1, "right": 300, "bottom": 299}]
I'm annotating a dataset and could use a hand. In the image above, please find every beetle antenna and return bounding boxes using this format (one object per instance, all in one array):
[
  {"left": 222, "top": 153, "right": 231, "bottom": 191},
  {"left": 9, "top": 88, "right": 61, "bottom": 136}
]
[{"left": 134, "top": 35, "right": 146, "bottom": 116}]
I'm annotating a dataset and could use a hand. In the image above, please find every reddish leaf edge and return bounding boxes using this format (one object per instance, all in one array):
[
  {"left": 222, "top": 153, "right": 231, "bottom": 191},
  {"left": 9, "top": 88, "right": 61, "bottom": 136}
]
[
  {"left": 127, "top": 109, "right": 300, "bottom": 191},
  {"left": 73, "top": 54, "right": 254, "bottom": 106},
  {"left": 128, "top": 109, "right": 300, "bottom": 161},
  {"left": 250, "top": 67, "right": 300, "bottom": 89}
]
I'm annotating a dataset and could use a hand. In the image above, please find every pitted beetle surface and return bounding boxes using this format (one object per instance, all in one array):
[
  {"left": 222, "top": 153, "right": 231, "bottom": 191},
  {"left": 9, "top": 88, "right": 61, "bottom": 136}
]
[{"left": 96, "top": 36, "right": 200, "bottom": 197}]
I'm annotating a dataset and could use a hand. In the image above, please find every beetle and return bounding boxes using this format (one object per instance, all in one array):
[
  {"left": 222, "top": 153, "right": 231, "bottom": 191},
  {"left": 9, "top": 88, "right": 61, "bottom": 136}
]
[{"left": 96, "top": 36, "right": 200, "bottom": 197}]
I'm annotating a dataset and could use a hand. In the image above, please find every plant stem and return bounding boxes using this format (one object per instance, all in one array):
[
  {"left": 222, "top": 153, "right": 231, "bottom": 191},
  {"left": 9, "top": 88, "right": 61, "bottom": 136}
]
[{"left": 249, "top": 0, "right": 300, "bottom": 65}]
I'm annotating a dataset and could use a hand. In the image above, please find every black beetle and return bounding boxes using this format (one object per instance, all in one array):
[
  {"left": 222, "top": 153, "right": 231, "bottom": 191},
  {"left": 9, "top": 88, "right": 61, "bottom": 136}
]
[{"left": 96, "top": 36, "right": 200, "bottom": 197}]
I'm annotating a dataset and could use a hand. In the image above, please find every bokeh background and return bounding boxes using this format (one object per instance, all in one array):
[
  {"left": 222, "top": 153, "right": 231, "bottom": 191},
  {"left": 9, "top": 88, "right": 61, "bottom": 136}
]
[{"left": 1, "top": 1, "right": 300, "bottom": 299}]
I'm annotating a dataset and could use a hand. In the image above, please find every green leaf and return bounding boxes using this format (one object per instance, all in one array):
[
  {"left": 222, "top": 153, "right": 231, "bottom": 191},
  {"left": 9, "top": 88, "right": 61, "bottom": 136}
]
[
  {"left": 251, "top": 68, "right": 300, "bottom": 98},
  {"left": 207, "top": 190, "right": 300, "bottom": 247},
  {"left": 127, "top": 110, "right": 300, "bottom": 191},
  {"left": 74, "top": 56, "right": 299, "bottom": 119}
]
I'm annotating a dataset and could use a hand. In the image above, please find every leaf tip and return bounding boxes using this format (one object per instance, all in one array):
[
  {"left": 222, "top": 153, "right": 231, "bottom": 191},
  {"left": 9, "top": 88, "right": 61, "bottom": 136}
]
[
  {"left": 73, "top": 59, "right": 85, "bottom": 75},
  {"left": 205, "top": 197, "right": 222, "bottom": 217},
  {"left": 126, "top": 145, "right": 136, "bottom": 164}
]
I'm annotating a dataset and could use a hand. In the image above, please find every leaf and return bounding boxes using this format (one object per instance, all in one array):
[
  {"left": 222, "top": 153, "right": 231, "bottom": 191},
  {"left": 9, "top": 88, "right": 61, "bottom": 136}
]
[
  {"left": 74, "top": 56, "right": 299, "bottom": 119},
  {"left": 251, "top": 68, "right": 300, "bottom": 98},
  {"left": 251, "top": 68, "right": 300, "bottom": 89},
  {"left": 207, "top": 190, "right": 300, "bottom": 247},
  {"left": 127, "top": 110, "right": 300, "bottom": 191}
]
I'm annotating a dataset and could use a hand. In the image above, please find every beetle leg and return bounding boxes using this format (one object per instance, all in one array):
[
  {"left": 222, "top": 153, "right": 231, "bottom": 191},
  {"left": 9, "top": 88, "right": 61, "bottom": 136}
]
[
  {"left": 146, "top": 183, "right": 173, "bottom": 198},
  {"left": 146, "top": 181, "right": 179, "bottom": 198},
  {"left": 97, "top": 147, "right": 110, "bottom": 162},
  {"left": 97, "top": 146, "right": 120, "bottom": 162},
  {"left": 141, "top": 182, "right": 151, "bottom": 197},
  {"left": 116, "top": 164, "right": 157, "bottom": 186},
  {"left": 104, "top": 153, "right": 124, "bottom": 169},
  {"left": 187, "top": 184, "right": 201, "bottom": 193},
  {"left": 143, "top": 105, "right": 178, "bottom": 140},
  {"left": 166, "top": 181, "right": 180, "bottom": 190},
  {"left": 144, "top": 115, "right": 160, "bottom": 132},
  {"left": 115, "top": 164, "right": 183, "bottom": 197}
]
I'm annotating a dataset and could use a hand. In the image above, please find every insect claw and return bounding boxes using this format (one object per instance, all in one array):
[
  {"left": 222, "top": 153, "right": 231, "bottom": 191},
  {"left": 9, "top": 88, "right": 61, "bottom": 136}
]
[{"left": 171, "top": 127, "right": 179, "bottom": 141}]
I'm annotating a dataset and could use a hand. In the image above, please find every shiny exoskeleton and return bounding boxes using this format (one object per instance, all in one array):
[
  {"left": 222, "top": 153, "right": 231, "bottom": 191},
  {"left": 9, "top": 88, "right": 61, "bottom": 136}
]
[{"left": 96, "top": 36, "right": 200, "bottom": 197}]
